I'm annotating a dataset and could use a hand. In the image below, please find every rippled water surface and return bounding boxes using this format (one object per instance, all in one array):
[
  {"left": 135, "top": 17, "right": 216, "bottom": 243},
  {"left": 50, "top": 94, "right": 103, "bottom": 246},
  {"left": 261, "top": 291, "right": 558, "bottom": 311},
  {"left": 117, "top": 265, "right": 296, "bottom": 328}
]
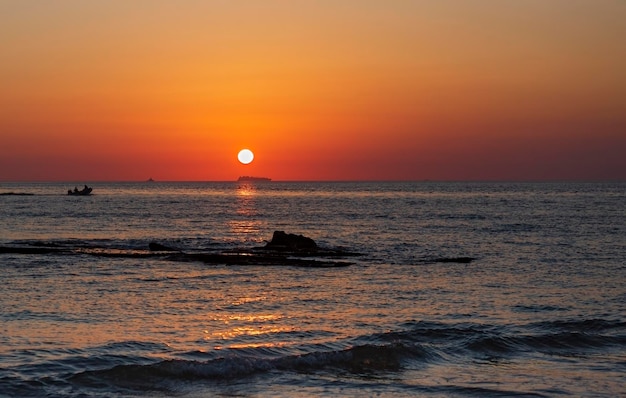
[{"left": 1, "top": 181, "right": 624, "bottom": 397}]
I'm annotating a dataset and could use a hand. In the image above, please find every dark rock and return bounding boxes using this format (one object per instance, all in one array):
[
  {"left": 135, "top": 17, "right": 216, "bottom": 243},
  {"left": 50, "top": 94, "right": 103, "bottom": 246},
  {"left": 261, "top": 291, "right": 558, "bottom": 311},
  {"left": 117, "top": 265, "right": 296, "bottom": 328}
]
[
  {"left": 264, "top": 231, "right": 318, "bottom": 252},
  {"left": 3, "top": 235, "right": 354, "bottom": 268}
]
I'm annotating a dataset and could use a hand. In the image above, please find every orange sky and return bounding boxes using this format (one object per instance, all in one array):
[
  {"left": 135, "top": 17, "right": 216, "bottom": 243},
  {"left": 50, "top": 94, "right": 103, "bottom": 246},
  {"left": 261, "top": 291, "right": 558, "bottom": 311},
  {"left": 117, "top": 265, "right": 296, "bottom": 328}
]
[{"left": 1, "top": 1, "right": 625, "bottom": 181}]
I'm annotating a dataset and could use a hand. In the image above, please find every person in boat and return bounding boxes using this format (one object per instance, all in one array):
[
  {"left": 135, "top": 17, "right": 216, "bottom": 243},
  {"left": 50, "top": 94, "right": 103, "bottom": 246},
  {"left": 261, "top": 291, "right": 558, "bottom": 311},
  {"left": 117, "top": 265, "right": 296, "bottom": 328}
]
[{"left": 74, "top": 187, "right": 79, "bottom": 193}]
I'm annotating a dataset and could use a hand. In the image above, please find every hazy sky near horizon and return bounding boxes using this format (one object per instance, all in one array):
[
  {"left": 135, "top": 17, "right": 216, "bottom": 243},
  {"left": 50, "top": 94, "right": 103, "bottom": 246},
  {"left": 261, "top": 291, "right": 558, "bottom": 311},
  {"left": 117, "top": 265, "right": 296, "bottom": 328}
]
[{"left": 1, "top": 0, "right": 625, "bottom": 181}]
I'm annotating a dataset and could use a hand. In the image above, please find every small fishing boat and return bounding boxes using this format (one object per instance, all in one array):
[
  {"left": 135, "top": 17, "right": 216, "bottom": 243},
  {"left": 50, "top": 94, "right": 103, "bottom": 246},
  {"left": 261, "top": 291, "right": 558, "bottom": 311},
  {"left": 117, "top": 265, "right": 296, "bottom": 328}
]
[{"left": 67, "top": 186, "right": 93, "bottom": 196}]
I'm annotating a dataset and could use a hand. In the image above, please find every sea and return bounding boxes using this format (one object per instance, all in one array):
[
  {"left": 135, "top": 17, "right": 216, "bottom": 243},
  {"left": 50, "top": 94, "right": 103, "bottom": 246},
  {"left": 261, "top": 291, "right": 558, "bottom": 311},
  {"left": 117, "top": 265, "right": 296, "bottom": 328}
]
[{"left": 0, "top": 181, "right": 624, "bottom": 397}]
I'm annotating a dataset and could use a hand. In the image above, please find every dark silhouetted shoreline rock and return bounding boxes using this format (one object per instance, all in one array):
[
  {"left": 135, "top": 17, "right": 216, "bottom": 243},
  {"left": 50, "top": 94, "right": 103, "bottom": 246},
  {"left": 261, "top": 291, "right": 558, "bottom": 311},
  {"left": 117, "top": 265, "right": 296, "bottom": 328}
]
[
  {"left": 147, "top": 230, "right": 356, "bottom": 267},
  {"left": 264, "top": 231, "right": 318, "bottom": 252},
  {"left": 256, "top": 231, "right": 361, "bottom": 257},
  {"left": 1, "top": 231, "right": 360, "bottom": 268}
]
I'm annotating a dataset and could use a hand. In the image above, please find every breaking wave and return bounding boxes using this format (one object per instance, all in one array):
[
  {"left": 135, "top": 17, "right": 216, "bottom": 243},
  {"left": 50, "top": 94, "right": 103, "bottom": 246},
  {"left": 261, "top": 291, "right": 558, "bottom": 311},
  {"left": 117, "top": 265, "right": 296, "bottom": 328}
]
[{"left": 64, "top": 318, "right": 626, "bottom": 394}]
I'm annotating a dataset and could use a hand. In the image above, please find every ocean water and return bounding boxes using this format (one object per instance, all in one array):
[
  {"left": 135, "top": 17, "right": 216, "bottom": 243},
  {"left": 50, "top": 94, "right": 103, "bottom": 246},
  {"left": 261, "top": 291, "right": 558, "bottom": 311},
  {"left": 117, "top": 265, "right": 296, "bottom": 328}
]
[{"left": 0, "top": 181, "right": 624, "bottom": 397}]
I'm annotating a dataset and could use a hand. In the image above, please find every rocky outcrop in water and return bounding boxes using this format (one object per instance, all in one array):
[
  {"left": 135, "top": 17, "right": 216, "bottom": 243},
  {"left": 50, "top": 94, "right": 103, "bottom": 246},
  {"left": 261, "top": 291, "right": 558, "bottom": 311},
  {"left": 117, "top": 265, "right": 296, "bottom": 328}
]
[
  {"left": 0, "top": 231, "right": 486, "bottom": 268},
  {"left": 263, "top": 231, "right": 318, "bottom": 252},
  {"left": 0, "top": 231, "right": 359, "bottom": 268}
]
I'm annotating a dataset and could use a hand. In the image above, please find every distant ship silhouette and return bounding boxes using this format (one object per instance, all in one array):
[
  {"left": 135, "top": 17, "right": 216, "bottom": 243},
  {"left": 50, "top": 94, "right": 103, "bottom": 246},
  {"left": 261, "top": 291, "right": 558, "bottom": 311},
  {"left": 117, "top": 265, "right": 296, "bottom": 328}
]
[{"left": 238, "top": 176, "right": 271, "bottom": 182}]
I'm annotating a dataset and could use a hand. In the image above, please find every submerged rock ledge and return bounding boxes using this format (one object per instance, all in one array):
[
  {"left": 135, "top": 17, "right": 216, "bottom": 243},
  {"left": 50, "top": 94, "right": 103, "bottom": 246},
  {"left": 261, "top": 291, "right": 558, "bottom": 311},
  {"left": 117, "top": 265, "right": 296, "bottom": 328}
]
[
  {"left": 0, "top": 231, "right": 360, "bottom": 268},
  {"left": 148, "top": 231, "right": 359, "bottom": 267},
  {"left": 0, "top": 231, "right": 476, "bottom": 266}
]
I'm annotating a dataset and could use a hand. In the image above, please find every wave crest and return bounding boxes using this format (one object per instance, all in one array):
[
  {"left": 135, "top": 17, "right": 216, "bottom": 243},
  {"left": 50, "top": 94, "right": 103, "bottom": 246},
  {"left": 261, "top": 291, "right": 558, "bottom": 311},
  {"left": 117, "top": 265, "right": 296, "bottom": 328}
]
[{"left": 70, "top": 342, "right": 415, "bottom": 392}]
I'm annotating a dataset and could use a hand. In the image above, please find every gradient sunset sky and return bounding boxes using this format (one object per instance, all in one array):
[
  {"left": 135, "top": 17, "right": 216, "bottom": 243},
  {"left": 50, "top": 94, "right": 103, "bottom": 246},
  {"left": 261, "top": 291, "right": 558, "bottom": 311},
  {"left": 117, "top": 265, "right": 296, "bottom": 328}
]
[{"left": 1, "top": 1, "right": 624, "bottom": 181}]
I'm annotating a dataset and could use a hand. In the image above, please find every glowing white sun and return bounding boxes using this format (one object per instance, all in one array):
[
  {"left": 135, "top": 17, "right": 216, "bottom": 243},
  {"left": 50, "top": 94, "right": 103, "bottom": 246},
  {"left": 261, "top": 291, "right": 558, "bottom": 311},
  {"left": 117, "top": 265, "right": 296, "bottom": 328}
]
[{"left": 237, "top": 149, "right": 254, "bottom": 164}]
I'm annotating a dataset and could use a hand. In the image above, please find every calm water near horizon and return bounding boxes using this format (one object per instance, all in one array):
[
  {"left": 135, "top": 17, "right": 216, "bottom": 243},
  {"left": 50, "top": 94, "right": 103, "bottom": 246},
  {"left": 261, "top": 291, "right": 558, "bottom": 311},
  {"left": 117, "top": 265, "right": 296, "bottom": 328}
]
[{"left": 1, "top": 181, "right": 624, "bottom": 397}]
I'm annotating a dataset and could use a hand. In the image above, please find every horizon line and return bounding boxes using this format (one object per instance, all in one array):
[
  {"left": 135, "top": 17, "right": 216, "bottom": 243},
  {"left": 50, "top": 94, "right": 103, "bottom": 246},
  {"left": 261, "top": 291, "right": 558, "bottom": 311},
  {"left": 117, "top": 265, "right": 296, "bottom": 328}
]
[{"left": 1, "top": 178, "right": 625, "bottom": 184}]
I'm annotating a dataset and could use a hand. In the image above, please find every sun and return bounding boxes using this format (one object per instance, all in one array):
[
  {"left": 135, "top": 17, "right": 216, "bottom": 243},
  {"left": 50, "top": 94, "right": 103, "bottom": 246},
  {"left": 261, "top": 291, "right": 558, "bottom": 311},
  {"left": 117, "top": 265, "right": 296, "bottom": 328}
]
[{"left": 237, "top": 149, "right": 254, "bottom": 164}]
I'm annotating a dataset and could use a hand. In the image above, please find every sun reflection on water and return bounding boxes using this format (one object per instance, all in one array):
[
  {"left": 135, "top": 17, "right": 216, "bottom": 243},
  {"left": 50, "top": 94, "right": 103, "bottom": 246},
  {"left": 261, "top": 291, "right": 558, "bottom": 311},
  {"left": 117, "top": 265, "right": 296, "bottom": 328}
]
[
  {"left": 227, "top": 183, "right": 264, "bottom": 238},
  {"left": 205, "top": 312, "right": 293, "bottom": 348}
]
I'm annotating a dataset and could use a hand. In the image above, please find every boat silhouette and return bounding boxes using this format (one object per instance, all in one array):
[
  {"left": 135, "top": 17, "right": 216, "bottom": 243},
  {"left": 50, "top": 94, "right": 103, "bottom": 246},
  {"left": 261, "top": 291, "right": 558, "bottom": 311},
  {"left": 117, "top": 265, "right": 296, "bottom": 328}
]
[{"left": 67, "top": 185, "right": 93, "bottom": 196}]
